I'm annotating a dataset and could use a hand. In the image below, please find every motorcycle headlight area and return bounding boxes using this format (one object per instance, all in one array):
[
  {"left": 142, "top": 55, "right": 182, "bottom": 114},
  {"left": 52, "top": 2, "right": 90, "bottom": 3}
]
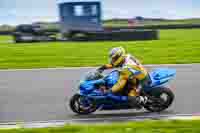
[{"left": 83, "top": 71, "right": 104, "bottom": 81}]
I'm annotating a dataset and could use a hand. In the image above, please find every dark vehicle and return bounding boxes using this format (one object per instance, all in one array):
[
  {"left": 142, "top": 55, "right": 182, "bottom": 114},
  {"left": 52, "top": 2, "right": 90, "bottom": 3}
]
[{"left": 13, "top": 24, "right": 57, "bottom": 43}]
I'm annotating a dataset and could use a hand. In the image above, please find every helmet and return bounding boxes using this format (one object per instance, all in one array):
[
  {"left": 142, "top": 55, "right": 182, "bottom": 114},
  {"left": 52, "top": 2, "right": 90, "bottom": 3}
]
[{"left": 109, "top": 47, "right": 126, "bottom": 67}]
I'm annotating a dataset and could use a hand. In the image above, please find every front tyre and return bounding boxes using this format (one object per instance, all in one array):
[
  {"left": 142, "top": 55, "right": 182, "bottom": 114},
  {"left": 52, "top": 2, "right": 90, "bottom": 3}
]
[
  {"left": 69, "top": 94, "right": 97, "bottom": 115},
  {"left": 144, "top": 87, "right": 174, "bottom": 112}
]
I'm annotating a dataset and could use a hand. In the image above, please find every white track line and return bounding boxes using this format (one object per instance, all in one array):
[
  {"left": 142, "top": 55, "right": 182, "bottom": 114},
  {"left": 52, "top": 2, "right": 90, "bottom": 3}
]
[
  {"left": 0, "top": 113, "right": 187, "bottom": 124},
  {"left": 0, "top": 64, "right": 198, "bottom": 72},
  {"left": 0, "top": 113, "right": 199, "bottom": 129}
]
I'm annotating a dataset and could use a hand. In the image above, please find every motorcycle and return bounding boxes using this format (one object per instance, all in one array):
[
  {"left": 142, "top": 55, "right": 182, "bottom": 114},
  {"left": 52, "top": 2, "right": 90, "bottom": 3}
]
[{"left": 69, "top": 68, "right": 176, "bottom": 115}]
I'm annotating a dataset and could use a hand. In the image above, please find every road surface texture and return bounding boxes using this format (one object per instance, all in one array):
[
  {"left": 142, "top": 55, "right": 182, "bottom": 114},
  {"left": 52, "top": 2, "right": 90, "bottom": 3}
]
[{"left": 0, "top": 64, "right": 199, "bottom": 123}]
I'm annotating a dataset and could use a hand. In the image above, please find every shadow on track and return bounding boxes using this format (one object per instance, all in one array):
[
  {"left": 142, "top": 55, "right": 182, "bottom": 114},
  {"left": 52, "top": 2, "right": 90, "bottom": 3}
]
[{"left": 68, "top": 110, "right": 176, "bottom": 122}]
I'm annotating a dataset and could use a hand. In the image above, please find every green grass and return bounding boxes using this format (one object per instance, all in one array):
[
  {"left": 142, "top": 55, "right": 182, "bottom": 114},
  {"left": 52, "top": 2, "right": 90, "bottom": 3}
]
[
  {"left": 0, "top": 35, "right": 13, "bottom": 42},
  {"left": 0, "top": 29, "right": 200, "bottom": 69},
  {"left": 1, "top": 120, "right": 200, "bottom": 133}
]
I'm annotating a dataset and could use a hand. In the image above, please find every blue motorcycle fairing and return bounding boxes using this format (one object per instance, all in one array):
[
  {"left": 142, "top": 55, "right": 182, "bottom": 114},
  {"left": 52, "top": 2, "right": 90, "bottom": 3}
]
[
  {"left": 79, "top": 70, "right": 128, "bottom": 104},
  {"left": 80, "top": 70, "right": 120, "bottom": 95},
  {"left": 151, "top": 68, "right": 176, "bottom": 80},
  {"left": 143, "top": 68, "right": 176, "bottom": 92},
  {"left": 103, "top": 70, "right": 119, "bottom": 88},
  {"left": 78, "top": 68, "right": 176, "bottom": 110},
  {"left": 86, "top": 93, "right": 128, "bottom": 101},
  {"left": 79, "top": 79, "right": 105, "bottom": 94}
]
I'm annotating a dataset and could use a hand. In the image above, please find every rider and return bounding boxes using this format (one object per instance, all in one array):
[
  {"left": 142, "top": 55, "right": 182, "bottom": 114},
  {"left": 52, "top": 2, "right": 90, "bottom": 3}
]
[{"left": 97, "top": 47, "right": 151, "bottom": 107}]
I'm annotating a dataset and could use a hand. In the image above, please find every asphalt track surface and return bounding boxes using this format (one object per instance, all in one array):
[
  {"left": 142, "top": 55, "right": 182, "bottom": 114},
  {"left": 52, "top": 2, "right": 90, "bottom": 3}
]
[{"left": 0, "top": 64, "right": 200, "bottom": 123}]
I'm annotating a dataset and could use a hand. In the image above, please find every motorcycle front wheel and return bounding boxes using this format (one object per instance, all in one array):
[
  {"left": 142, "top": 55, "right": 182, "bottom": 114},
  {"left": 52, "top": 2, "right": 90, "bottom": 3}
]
[{"left": 69, "top": 94, "right": 98, "bottom": 115}]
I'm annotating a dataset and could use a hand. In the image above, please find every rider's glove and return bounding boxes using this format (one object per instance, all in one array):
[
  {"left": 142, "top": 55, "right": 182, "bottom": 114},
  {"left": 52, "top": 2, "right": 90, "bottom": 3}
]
[{"left": 97, "top": 65, "right": 107, "bottom": 73}]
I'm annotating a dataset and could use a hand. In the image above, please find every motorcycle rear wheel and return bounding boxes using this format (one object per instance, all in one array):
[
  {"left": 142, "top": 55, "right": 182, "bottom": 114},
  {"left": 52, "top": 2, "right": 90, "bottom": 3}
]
[{"left": 144, "top": 87, "right": 174, "bottom": 112}]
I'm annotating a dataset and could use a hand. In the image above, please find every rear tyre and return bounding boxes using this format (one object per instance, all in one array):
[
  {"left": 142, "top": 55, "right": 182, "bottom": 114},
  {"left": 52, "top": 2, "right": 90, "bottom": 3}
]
[
  {"left": 69, "top": 94, "right": 97, "bottom": 115},
  {"left": 144, "top": 87, "right": 174, "bottom": 112}
]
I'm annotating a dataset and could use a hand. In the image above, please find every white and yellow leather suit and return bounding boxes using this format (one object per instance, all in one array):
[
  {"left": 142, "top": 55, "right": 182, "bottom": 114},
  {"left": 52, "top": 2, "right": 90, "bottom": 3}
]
[{"left": 98, "top": 47, "right": 150, "bottom": 97}]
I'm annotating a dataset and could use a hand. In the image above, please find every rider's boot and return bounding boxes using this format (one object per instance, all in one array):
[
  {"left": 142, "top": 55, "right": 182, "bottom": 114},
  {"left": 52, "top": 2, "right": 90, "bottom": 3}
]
[
  {"left": 138, "top": 96, "right": 148, "bottom": 105},
  {"left": 128, "top": 96, "right": 148, "bottom": 109}
]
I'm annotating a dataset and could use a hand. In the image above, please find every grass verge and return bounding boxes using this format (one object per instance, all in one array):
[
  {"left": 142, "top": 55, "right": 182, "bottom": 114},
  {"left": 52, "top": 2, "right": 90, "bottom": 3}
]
[
  {"left": 0, "top": 35, "right": 13, "bottom": 42},
  {"left": 1, "top": 120, "right": 200, "bottom": 133},
  {"left": 0, "top": 29, "right": 200, "bottom": 69}
]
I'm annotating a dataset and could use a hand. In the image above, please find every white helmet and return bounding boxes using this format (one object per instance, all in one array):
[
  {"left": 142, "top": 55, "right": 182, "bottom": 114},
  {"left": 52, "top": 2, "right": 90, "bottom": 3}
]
[{"left": 109, "top": 47, "right": 126, "bottom": 67}]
